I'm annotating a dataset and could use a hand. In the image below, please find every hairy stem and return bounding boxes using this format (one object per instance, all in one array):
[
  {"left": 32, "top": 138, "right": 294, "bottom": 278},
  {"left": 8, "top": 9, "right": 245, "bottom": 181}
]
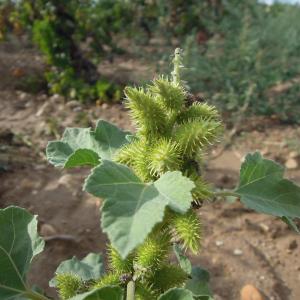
[
  {"left": 126, "top": 280, "right": 135, "bottom": 300},
  {"left": 172, "top": 48, "right": 182, "bottom": 85}
]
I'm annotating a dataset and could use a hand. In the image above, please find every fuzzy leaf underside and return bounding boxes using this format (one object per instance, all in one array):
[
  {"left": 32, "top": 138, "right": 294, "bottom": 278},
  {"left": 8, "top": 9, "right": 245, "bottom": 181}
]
[
  {"left": 185, "top": 267, "right": 212, "bottom": 298},
  {"left": 69, "top": 285, "right": 123, "bottom": 300},
  {"left": 0, "top": 206, "right": 44, "bottom": 300},
  {"left": 236, "top": 152, "right": 300, "bottom": 226},
  {"left": 158, "top": 288, "right": 194, "bottom": 300},
  {"left": 46, "top": 120, "right": 129, "bottom": 168},
  {"left": 49, "top": 253, "right": 104, "bottom": 287},
  {"left": 84, "top": 160, "right": 195, "bottom": 258}
]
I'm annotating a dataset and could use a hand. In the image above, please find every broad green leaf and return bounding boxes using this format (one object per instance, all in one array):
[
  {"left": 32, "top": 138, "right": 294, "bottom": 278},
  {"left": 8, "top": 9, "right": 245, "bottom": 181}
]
[
  {"left": 49, "top": 253, "right": 104, "bottom": 287},
  {"left": 0, "top": 206, "right": 44, "bottom": 300},
  {"left": 84, "top": 160, "right": 194, "bottom": 258},
  {"left": 236, "top": 152, "right": 300, "bottom": 223},
  {"left": 158, "top": 288, "right": 194, "bottom": 300},
  {"left": 46, "top": 120, "right": 129, "bottom": 168},
  {"left": 173, "top": 243, "right": 192, "bottom": 275},
  {"left": 185, "top": 267, "right": 212, "bottom": 298},
  {"left": 70, "top": 286, "right": 123, "bottom": 300}
]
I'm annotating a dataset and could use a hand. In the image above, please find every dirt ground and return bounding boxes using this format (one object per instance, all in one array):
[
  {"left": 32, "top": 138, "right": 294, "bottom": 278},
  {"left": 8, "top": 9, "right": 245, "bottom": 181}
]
[{"left": 1, "top": 39, "right": 300, "bottom": 300}]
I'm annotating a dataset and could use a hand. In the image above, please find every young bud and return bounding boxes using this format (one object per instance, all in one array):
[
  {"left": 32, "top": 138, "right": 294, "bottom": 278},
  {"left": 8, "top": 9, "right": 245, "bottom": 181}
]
[{"left": 150, "top": 76, "right": 186, "bottom": 111}]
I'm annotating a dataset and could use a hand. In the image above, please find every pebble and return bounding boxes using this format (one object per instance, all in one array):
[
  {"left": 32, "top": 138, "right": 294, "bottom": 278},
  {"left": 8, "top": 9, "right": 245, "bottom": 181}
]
[
  {"left": 259, "top": 223, "right": 269, "bottom": 233},
  {"left": 73, "top": 106, "right": 83, "bottom": 112},
  {"left": 66, "top": 100, "right": 81, "bottom": 108},
  {"left": 289, "top": 240, "right": 298, "bottom": 250},
  {"left": 215, "top": 240, "right": 224, "bottom": 247},
  {"left": 50, "top": 94, "right": 64, "bottom": 103},
  {"left": 101, "top": 103, "right": 109, "bottom": 109},
  {"left": 40, "top": 223, "right": 57, "bottom": 237},
  {"left": 285, "top": 158, "right": 298, "bottom": 169},
  {"left": 18, "top": 92, "right": 28, "bottom": 101},
  {"left": 234, "top": 249, "right": 243, "bottom": 256},
  {"left": 289, "top": 151, "right": 299, "bottom": 158},
  {"left": 240, "top": 284, "right": 264, "bottom": 300}
]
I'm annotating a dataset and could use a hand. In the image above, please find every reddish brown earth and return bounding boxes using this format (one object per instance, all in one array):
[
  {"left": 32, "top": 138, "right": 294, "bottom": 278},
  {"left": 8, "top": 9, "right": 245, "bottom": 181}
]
[{"left": 1, "top": 39, "right": 300, "bottom": 300}]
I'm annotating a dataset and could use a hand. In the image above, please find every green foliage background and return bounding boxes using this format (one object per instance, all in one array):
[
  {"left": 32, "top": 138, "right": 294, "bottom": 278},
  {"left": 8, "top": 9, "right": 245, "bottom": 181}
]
[{"left": 1, "top": 0, "right": 300, "bottom": 121}]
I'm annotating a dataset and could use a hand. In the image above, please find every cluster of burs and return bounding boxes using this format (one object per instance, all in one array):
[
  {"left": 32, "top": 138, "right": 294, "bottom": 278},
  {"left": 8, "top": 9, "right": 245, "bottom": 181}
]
[{"left": 56, "top": 52, "right": 222, "bottom": 300}]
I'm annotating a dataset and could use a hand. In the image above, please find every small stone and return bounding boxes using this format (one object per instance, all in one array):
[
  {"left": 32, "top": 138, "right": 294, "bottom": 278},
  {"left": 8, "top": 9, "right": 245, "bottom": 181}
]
[
  {"left": 234, "top": 249, "right": 243, "bottom": 256},
  {"left": 259, "top": 223, "right": 269, "bottom": 232},
  {"left": 66, "top": 100, "right": 81, "bottom": 108},
  {"left": 50, "top": 94, "right": 64, "bottom": 103},
  {"left": 285, "top": 158, "right": 298, "bottom": 169},
  {"left": 215, "top": 240, "right": 224, "bottom": 247},
  {"left": 240, "top": 284, "right": 264, "bottom": 300},
  {"left": 289, "top": 151, "right": 299, "bottom": 159},
  {"left": 73, "top": 106, "right": 82, "bottom": 112},
  {"left": 40, "top": 223, "right": 57, "bottom": 237},
  {"left": 18, "top": 92, "right": 28, "bottom": 101},
  {"left": 101, "top": 103, "right": 109, "bottom": 109},
  {"left": 260, "top": 148, "right": 269, "bottom": 156},
  {"left": 289, "top": 240, "right": 298, "bottom": 250}
]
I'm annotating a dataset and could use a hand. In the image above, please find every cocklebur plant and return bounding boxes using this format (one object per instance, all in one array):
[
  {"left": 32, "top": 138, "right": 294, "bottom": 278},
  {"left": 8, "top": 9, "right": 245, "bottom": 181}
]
[{"left": 1, "top": 49, "right": 300, "bottom": 300}]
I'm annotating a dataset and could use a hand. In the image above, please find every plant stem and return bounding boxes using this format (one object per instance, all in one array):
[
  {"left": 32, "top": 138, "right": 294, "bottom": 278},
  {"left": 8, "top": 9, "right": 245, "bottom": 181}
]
[
  {"left": 172, "top": 48, "right": 182, "bottom": 85},
  {"left": 126, "top": 280, "right": 135, "bottom": 300},
  {"left": 213, "top": 190, "right": 240, "bottom": 198},
  {"left": 24, "top": 290, "right": 51, "bottom": 300}
]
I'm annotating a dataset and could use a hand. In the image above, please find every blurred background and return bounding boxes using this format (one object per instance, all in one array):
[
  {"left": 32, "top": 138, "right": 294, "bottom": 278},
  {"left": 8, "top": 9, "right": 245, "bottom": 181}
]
[{"left": 0, "top": 1, "right": 300, "bottom": 299}]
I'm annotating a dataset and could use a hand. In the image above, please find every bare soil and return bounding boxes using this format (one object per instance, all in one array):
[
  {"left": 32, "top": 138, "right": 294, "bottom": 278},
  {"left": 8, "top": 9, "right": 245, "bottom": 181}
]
[{"left": 0, "top": 38, "right": 300, "bottom": 300}]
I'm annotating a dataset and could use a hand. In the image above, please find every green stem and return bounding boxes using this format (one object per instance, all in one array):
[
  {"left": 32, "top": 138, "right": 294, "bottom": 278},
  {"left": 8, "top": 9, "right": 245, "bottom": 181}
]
[
  {"left": 126, "top": 280, "right": 135, "bottom": 300},
  {"left": 172, "top": 48, "right": 182, "bottom": 85},
  {"left": 213, "top": 191, "right": 240, "bottom": 198},
  {"left": 24, "top": 290, "right": 51, "bottom": 300}
]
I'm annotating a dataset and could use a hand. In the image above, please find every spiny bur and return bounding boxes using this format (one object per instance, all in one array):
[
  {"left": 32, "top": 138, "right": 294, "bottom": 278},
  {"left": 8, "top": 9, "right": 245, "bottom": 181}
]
[
  {"left": 56, "top": 273, "right": 84, "bottom": 300},
  {"left": 107, "top": 244, "right": 134, "bottom": 274},
  {"left": 149, "top": 264, "right": 188, "bottom": 293},
  {"left": 92, "top": 272, "right": 120, "bottom": 289},
  {"left": 171, "top": 209, "right": 202, "bottom": 254},
  {"left": 134, "top": 231, "right": 171, "bottom": 272}
]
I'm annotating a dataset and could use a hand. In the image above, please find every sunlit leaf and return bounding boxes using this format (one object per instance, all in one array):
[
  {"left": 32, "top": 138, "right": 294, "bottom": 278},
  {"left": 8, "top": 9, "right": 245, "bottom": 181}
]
[
  {"left": 84, "top": 160, "right": 194, "bottom": 258},
  {"left": 47, "top": 120, "right": 129, "bottom": 168},
  {"left": 236, "top": 152, "right": 300, "bottom": 228}
]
